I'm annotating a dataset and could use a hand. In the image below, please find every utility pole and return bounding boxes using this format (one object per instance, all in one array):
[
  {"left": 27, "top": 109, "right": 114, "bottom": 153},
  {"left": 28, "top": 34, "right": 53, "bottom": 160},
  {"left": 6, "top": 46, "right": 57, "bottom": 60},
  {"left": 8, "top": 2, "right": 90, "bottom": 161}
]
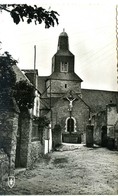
[
  {"left": 50, "top": 79, "right": 52, "bottom": 124},
  {"left": 34, "top": 45, "right": 36, "bottom": 70},
  {"left": 33, "top": 45, "right": 37, "bottom": 87}
]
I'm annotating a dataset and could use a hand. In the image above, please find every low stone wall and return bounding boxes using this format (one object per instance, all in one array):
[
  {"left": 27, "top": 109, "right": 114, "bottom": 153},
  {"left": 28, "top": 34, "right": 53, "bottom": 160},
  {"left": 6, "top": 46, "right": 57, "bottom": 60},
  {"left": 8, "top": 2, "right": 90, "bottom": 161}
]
[
  {"left": 0, "top": 149, "right": 9, "bottom": 182},
  {"left": 29, "top": 141, "right": 42, "bottom": 166},
  {"left": 62, "top": 132, "right": 81, "bottom": 144}
]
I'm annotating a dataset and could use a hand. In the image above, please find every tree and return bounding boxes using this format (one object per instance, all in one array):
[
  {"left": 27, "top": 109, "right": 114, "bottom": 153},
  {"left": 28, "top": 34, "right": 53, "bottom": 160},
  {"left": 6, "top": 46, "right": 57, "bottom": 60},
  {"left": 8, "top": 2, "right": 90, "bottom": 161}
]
[
  {"left": 0, "top": 4, "right": 59, "bottom": 110},
  {"left": 0, "top": 52, "right": 17, "bottom": 90},
  {"left": 0, "top": 4, "right": 59, "bottom": 28}
]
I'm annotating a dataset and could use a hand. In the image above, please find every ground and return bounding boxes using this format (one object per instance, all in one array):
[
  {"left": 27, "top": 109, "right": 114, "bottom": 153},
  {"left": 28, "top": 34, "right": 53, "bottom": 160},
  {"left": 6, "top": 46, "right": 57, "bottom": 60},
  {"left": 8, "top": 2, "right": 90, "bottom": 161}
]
[{"left": 1, "top": 143, "right": 118, "bottom": 195}]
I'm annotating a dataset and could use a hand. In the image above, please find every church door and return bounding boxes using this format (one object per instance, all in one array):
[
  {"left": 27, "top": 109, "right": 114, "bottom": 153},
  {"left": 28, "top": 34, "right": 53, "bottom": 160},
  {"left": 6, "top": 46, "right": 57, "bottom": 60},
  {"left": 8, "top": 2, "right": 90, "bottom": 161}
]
[{"left": 67, "top": 118, "right": 74, "bottom": 133}]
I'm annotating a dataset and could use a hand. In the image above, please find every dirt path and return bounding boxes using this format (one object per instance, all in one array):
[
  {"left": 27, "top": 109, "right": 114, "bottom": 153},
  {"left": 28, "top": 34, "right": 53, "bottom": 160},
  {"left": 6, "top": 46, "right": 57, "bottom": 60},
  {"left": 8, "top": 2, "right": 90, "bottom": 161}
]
[{"left": 1, "top": 144, "right": 118, "bottom": 195}]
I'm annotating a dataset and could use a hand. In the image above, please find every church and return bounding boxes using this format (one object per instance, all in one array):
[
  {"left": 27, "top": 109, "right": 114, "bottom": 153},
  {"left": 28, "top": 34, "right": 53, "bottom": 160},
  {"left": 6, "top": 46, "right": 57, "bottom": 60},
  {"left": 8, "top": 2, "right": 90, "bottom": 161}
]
[
  {"left": 1, "top": 30, "right": 118, "bottom": 178},
  {"left": 35, "top": 30, "right": 118, "bottom": 145}
]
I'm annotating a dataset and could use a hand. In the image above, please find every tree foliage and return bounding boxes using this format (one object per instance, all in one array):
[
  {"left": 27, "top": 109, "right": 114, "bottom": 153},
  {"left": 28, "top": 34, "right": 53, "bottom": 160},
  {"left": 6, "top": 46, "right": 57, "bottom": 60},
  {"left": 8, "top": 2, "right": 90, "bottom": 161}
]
[
  {"left": 0, "top": 52, "right": 35, "bottom": 110},
  {"left": 0, "top": 52, "right": 17, "bottom": 89},
  {"left": 0, "top": 4, "right": 59, "bottom": 28},
  {"left": 0, "top": 4, "right": 59, "bottom": 110},
  {"left": 33, "top": 116, "right": 50, "bottom": 128},
  {"left": 13, "top": 80, "right": 35, "bottom": 110}
]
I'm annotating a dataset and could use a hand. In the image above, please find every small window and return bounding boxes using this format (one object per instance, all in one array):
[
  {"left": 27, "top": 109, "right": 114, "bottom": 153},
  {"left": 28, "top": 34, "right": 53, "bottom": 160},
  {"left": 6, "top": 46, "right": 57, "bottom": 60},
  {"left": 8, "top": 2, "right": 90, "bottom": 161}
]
[
  {"left": 65, "top": 84, "right": 67, "bottom": 88},
  {"left": 60, "top": 62, "right": 68, "bottom": 72}
]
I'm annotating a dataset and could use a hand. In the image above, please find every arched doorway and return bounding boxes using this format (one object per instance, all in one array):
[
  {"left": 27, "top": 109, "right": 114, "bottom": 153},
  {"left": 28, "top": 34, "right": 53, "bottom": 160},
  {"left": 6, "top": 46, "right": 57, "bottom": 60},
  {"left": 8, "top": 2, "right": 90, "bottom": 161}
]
[
  {"left": 62, "top": 117, "right": 79, "bottom": 143},
  {"left": 67, "top": 118, "right": 74, "bottom": 133}
]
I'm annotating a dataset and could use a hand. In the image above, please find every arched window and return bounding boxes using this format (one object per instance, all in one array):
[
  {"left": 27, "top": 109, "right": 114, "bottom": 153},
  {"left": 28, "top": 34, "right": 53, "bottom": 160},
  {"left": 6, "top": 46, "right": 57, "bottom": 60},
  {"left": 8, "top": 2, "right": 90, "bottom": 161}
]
[
  {"left": 65, "top": 117, "right": 77, "bottom": 132},
  {"left": 67, "top": 118, "right": 74, "bottom": 133}
]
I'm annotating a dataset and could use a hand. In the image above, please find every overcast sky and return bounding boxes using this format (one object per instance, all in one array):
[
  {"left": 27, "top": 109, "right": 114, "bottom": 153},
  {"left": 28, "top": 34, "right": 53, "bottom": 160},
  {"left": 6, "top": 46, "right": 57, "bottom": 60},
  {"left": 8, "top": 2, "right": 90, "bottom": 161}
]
[{"left": 0, "top": 0, "right": 118, "bottom": 91}]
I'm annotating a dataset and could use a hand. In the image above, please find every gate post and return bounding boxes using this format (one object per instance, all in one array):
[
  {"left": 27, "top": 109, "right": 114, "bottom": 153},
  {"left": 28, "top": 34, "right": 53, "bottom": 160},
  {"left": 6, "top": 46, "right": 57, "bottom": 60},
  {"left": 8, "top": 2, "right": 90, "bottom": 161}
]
[{"left": 86, "top": 125, "right": 94, "bottom": 147}]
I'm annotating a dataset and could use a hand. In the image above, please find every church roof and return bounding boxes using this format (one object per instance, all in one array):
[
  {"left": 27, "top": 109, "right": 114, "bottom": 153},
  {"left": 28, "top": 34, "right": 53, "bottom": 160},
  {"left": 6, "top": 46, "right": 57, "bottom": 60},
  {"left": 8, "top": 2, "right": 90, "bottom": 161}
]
[
  {"left": 55, "top": 50, "right": 74, "bottom": 56},
  {"left": 81, "top": 88, "right": 118, "bottom": 113},
  {"left": 48, "top": 72, "right": 83, "bottom": 82},
  {"left": 12, "top": 65, "right": 32, "bottom": 85},
  {"left": 38, "top": 76, "right": 49, "bottom": 94},
  {"left": 59, "top": 31, "right": 68, "bottom": 37}
]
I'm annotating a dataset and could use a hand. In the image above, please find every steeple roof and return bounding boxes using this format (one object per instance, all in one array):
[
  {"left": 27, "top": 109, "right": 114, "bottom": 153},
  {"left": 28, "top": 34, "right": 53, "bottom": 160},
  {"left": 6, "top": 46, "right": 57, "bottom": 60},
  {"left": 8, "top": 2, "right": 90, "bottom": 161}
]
[
  {"left": 59, "top": 31, "right": 68, "bottom": 37},
  {"left": 48, "top": 72, "right": 83, "bottom": 82},
  {"left": 57, "top": 29, "right": 69, "bottom": 51}
]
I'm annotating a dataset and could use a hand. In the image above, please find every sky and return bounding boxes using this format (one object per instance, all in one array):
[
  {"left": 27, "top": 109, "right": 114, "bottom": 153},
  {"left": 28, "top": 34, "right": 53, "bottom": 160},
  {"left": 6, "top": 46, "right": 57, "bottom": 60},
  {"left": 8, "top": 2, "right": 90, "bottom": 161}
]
[{"left": 0, "top": 0, "right": 118, "bottom": 91}]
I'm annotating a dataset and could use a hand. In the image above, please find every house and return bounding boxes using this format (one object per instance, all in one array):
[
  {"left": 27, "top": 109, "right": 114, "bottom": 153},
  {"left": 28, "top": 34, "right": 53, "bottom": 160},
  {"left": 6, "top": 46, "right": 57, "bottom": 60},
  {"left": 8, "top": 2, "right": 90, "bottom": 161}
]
[{"left": 0, "top": 59, "right": 52, "bottom": 176}]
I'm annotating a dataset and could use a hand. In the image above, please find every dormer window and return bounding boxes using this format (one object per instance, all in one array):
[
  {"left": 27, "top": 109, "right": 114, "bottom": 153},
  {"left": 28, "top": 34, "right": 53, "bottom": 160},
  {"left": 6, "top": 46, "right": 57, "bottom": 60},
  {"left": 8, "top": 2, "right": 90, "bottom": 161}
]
[{"left": 60, "top": 62, "right": 68, "bottom": 72}]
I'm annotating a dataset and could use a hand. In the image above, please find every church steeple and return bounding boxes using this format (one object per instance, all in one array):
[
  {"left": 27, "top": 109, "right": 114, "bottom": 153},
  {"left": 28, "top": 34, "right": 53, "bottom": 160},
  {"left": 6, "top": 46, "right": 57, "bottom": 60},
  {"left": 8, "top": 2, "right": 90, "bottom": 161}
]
[
  {"left": 46, "top": 30, "right": 83, "bottom": 97},
  {"left": 57, "top": 29, "right": 69, "bottom": 51},
  {"left": 52, "top": 30, "right": 75, "bottom": 73}
]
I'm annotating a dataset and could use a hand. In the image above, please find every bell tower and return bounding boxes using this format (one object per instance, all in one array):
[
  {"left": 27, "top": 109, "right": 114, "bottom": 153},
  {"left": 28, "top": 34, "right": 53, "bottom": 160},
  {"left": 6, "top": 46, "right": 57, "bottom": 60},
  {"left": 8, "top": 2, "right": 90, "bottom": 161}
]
[
  {"left": 46, "top": 30, "right": 83, "bottom": 97},
  {"left": 52, "top": 29, "right": 75, "bottom": 73}
]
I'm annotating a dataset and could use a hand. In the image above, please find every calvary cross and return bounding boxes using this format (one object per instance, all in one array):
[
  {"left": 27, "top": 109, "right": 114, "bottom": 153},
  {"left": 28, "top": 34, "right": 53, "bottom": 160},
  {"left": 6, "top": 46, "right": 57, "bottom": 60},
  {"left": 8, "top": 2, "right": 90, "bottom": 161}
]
[{"left": 66, "top": 97, "right": 76, "bottom": 111}]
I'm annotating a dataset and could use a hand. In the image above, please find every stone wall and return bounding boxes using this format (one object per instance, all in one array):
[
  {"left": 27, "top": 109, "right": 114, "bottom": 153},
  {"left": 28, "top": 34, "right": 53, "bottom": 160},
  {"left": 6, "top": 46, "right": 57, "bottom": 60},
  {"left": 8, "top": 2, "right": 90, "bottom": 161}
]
[
  {"left": 16, "top": 111, "right": 32, "bottom": 168},
  {"left": 0, "top": 110, "right": 19, "bottom": 174},
  {"left": 91, "top": 111, "right": 106, "bottom": 145},
  {"left": 106, "top": 104, "right": 118, "bottom": 137},
  {"left": 0, "top": 149, "right": 9, "bottom": 183},
  {"left": 16, "top": 111, "right": 52, "bottom": 168},
  {"left": 46, "top": 79, "right": 81, "bottom": 97},
  {"left": 29, "top": 141, "right": 42, "bottom": 165},
  {"left": 17, "top": 111, "right": 42, "bottom": 168}
]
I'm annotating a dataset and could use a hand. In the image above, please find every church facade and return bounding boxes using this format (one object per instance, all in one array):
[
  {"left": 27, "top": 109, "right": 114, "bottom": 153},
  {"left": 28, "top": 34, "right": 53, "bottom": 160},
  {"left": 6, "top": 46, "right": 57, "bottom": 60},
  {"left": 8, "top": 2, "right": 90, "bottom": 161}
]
[{"left": 37, "top": 30, "right": 118, "bottom": 145}]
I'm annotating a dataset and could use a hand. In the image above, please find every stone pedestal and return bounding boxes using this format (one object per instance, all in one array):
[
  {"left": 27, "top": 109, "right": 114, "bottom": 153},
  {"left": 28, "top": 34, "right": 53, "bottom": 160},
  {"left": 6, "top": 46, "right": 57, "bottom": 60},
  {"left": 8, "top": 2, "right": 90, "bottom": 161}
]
[
  {"left": 86, "top": 125, "right": 94, "bottom": 147},
  {"left": 52, "top": 124, "right": 62, "bottom": 148}
]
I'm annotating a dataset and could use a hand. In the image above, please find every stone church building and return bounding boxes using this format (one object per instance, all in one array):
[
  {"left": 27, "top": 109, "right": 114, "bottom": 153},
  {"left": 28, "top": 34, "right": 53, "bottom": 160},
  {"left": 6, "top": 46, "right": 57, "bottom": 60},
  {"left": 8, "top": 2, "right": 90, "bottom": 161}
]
[
  {"left": 33, "top": 30, "right": 118, "bottom": 145},
  {"left": 0, "top": 30, "right": 118, "bottom": 178}
]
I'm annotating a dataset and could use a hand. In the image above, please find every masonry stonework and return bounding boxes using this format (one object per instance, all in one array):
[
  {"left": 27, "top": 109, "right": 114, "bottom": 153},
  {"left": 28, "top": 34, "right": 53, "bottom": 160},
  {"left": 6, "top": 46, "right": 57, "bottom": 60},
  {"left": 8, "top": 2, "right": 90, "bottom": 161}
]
[
  {"left": 0, "top": 149, "right": 9, "bottom": 182},
  {"left": 48, "top": 95, "right": 90, "bottom": 143},
  {"left": 17, "top": 111, "right": 32, "bottom": 168},
  {"left": 107, "top": 104, "right": 118, "bottom": 137},
  {"left": 91, "top": 111, "right": 107, "bottom": 145},
  {"left": 46, "top": 79, "right": 81, "bottom": 97},
  {"left": 0, "top": 109, "right": 19, "bottom": 174}
]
